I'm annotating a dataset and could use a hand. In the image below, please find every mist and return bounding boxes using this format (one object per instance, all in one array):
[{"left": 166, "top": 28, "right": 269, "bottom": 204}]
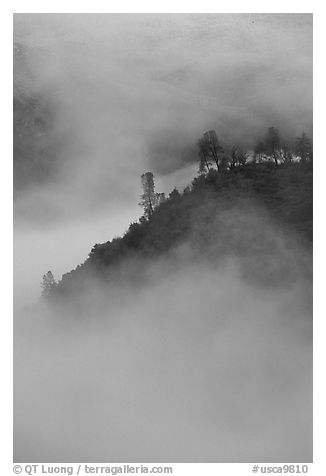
[
  {"left": 14, "top": 259, "right": 312, "bottom": 463},
  {"left": 14, "top": 13, "right": 312, "bottom": 193},
  {"left": 14, "top": 205, "right": 312, "bottom": 462}
]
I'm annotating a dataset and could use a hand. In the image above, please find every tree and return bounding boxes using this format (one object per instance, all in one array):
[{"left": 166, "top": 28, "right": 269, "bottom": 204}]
[
  {"left": 169, "top": 188, "right": 181, "bottom": 200},
  {"left": 197, "top": 130, "right": 224, "bottom": 172},
  {"left": 282, "top": 143, "right": 294, "bottom": 165},
  {"left": 226, "top": 146, "right": 237, "bottom": 169},
  {"left": 41, "top": 270, "right": 56, "bottom": 297},
  {"left": 295, "top": 132, "right": 312, "bottom": 163},
  {"left": 203, "top": 130, "right": 224, "bottom": 170},
  {"left": 139, "top": 172, "right": 165, "bottom": 219},
  {"left": 237, "top": 147, "right": 248, "bottom": 166},
  {"left": 228, "top": 146, "right": 248, "bottom": 168},
  {"left": 264, "top": 127, "right": 281, "bottom": 165},
  {"left": 198, "top": 137, "right": 212, "bottom": 174},
  {"left": 139, "top": 172, "right": 155, "bottom": 219}
]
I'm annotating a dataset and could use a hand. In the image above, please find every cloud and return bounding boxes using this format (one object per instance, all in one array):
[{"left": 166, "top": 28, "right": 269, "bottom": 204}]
[
  {"left": 14, "top": 14, "right": 312, "bottom": 214},
  {"left": 14, "top": 207, "right": 312, "bottom": 461}
]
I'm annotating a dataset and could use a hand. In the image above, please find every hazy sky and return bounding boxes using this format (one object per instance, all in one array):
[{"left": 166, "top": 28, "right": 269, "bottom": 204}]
[{"left": 13, "top": 13, "right": 313, "bottom": 307}]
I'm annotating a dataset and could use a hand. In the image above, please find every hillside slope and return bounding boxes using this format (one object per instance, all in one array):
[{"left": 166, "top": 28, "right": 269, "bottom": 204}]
[{"left": 49, "top": 161, "right": 312, "bottom": 301}]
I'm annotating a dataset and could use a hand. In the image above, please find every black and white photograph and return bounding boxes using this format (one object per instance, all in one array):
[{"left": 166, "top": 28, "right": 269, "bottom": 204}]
[{"left": 12, "top": 11, "right": 313, "bottom": 465}]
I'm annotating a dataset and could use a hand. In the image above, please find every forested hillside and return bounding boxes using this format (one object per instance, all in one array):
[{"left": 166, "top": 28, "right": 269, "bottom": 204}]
[{"left": 48, "top": 153, "right": 312, "bottom": 302}]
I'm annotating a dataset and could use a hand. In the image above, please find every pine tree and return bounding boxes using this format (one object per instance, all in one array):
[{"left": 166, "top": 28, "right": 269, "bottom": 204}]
[
  {"left": 41, "top": 270, "right": 56, "bottom": 297},
  {"left": 139, "top": 172, "right": 165, "bottom": 219}
]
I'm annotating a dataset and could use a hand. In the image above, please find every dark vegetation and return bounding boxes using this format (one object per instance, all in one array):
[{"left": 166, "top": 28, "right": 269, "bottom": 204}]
[{"left": 47, "top": 127, "right": 312, "bottom": 302}]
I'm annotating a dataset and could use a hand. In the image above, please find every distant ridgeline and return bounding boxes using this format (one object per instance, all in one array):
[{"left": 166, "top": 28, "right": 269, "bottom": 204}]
[
  {"left": 14, "top": 42, "right": 63, "bottom": 192},
  {"left": 47, "top": 127, "right": 312, "bottom": 301}
]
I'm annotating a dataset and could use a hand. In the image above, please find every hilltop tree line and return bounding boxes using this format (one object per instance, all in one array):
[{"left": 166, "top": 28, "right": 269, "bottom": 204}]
[
  {"left": 138, "top": 126, "right": 312, "bottom": 219},
  {"left": 197, "top": 127, "right": 312, "bottom": 174}
]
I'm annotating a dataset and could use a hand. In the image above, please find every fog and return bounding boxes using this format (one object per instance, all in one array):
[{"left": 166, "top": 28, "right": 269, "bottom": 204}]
[
  {"left": 13, "top": 14, "right": 312, "bottom": 307},
  {"left": 14, "top": 258, "right": 312, "bottom": 462},
  {"left": 14, "top": 207, "right": 312, "bottom": 462}
]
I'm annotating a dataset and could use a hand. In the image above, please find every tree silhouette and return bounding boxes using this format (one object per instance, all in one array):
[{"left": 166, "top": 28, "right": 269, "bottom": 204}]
[
  {"left": 41, "top": 270, "right": 56, "bottom": 297},
  {"left": 169, "top": 188, "right": 181, "bottom": 200},
  {"left": 203, "top": 130, "right": 224, "bottom": 170},
  {"left": 139, "top": 172, "right": 165, "bottom": 219},
  {"left": 264, "top": 127, "right": 281, "bottom": 165},
  {"left": 282, "top": 143, "right": 294, "bottom": 165},
  {"left": 228, "top": 146, "right": 248, "bottom": 169},
  {"left": 198, "top": 137, "right": 212, "bottom": 173},
  {"left": 295, "top": 132, "right": 312, "bottom": 163},
  {"left": 237, "top": 147, "right": 248, "bottom": 166},
  {"left": 197, "top": 130, "right": 224, "bottom": 172}
]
